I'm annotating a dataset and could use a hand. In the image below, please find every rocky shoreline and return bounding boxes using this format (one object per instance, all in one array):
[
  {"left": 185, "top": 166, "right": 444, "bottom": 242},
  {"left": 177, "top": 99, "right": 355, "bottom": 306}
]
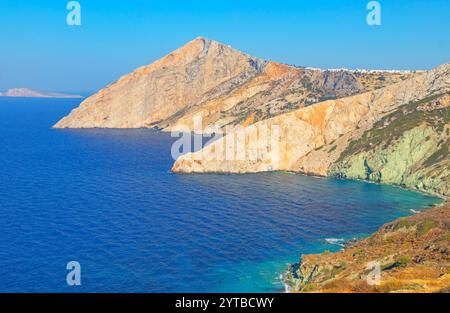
[
  {"left": 49, "top": 37, "right": 449, "bottom": 292},
  {"left": 282, "top": 201, "right": 450, "bottom": 293}
]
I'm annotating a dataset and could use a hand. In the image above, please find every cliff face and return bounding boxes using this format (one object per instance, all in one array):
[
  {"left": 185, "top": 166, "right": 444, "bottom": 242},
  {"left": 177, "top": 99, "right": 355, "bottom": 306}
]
[
  {"left": 54, "top": 37, "right": 407, "bottom": 131},
  {"left": 54, "top": 37, "right": 448, "bottom": 196},
  {"left": 55, "top": 37, "right": 266, "bottom": 128},
  {"left": 172, "top": 63, "right": 449, "bottom": 197},
  {"left": 329, "top": 93, "right": 450, "bottom": 197},
  {"left": 283, "top": 202, "right": 450, "bottom": 293}
]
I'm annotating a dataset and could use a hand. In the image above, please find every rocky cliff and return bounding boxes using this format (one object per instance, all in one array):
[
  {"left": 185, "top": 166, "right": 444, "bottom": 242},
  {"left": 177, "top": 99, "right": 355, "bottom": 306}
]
[
  {"left": 54, "top": 38, "right": 450, "bottom": 292},
  {"left": 54, "top": 37, "right": 409, "bottom": 131},
  {"left": 54, "top": 37, "right": 448, "bottom": 197},
  {"left": 283, "top": 202, "right": 450, "bottom": 293},
  {"left": 173, "top": 62, "right": 449, "bottom": 197},
  {"left": 329, "top": 92, "right": 449, "bottom": 197}
]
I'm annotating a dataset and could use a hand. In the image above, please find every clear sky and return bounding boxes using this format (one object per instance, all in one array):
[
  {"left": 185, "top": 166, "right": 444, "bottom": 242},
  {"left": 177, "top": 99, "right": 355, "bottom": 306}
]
[{"left": 0, "top": 0, "right": 449, "bottom": 93}]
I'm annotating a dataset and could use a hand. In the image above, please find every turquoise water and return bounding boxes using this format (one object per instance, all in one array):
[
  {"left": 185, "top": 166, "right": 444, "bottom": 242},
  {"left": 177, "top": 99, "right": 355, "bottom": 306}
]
[{"left": 0, "top": 98, "right": 442, "bottom": 292}]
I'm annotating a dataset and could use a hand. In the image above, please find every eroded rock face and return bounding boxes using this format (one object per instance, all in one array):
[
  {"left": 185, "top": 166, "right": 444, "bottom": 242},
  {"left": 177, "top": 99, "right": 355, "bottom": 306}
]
[
  {"left": 54, "top": 37, "right": 405, "bottom": 131},
  {"left": 54, "top": 37, "right": 448, "bottom": 196},
  {"left": 54, "top": 37, "right": 266, "bottom": 128},
  {"left": 172, "top": 63, "right": 450, "bottom": 196},
  {"left": 329, "top": 93, "right": 450, "bottom": 197}
]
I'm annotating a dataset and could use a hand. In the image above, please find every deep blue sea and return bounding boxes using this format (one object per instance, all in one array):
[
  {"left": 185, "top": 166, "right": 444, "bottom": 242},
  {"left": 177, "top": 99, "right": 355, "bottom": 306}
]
[{"left": 0, "top": 97, "right": 442, "bottom": 292}]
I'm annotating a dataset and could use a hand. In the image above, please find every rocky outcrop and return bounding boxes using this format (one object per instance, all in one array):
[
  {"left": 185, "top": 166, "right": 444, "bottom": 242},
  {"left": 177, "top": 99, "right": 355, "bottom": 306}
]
[
  {"left": 329, "top": 93, "right": 450, "bottom": 197},
  {"left": 54, "top": 37, "right": 408, "bottom": 131},
  {"left": 54, "top": 37, "right": 448, "bottom": 197},
  {"left": 172, "top": 63, "right": 449, "bottom": 198},
  {"left": 0, "top": 88, "right": 83, "bottom": 98},
  {"left": 55, "top": 37, "right": 266, "bottom": 129},
  {"left": 283, "top": 202, "right": 450, "bottom": 293}
]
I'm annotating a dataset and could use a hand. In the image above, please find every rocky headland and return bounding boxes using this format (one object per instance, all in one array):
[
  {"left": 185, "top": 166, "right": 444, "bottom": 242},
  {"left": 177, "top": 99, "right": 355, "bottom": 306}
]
[
  {"left": 54, "top": 37, "right": 415, "bottom": 131},
  {"left": 54, "top": 37, "right": 449, "bottom": 292},
  {"left": 172, "top": 62, "right": 449, "bottom": 198},
  {"left": 54, "top": 37, "right": 449, "bottom": 197}
]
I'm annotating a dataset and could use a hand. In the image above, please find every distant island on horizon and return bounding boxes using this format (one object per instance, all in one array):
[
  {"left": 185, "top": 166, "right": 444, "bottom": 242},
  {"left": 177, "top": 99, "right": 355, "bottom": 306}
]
[{"left": 0, "top": 88, "right": 84, "bottom": 99}]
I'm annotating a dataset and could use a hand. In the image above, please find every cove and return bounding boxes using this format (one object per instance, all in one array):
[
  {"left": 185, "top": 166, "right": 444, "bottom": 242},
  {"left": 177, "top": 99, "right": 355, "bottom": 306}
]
[{"left": 0, "top": 98, "right": 442, "bottom": 292}]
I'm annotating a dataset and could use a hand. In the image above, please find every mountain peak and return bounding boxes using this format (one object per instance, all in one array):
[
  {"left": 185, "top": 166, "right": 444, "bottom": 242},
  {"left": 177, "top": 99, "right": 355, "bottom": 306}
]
[
  {"left": 192, "top": 36, "right": 209, "bottom": 42},
  {"left": 55, "top": 37, "right": 436, "bottom": 134},
  {"left": 189, "top": 36, "right": 226, "bottom": 46},
  {"left": 54, "top": 36, "right": 267, "bottom": 129},
  {"left": 129, "top": 36, "right": 264, "bottom": 77},
  {"left": 176, "top": 36, "right": 251, "bottom": 61},
  {"left": 182, "top": 36, "right": 209, "bottom": 47}
]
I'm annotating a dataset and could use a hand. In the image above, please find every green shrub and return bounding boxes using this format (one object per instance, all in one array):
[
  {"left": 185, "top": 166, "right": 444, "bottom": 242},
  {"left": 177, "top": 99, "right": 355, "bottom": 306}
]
[
  {"left": 395, "top": 255, "right": 410, "bottom": 267},
  {"left": 417, "top": 220, "right": 437, "bottom": 236}
]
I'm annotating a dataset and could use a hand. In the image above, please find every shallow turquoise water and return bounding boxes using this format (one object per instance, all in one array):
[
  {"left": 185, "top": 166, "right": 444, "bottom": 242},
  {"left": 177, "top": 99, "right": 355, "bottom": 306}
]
[{"left": 0, "top": 98, "right": 442, "bottom": 292}]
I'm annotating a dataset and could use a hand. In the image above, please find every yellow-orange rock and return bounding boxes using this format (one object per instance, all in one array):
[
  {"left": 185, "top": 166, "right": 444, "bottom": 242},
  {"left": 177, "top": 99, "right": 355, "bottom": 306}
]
[
  {"left": 54, "top": 37, "right": 408, "bottom": 131},
  {"left": 172, "top": 63, "right": 450, "bottom": 176}
]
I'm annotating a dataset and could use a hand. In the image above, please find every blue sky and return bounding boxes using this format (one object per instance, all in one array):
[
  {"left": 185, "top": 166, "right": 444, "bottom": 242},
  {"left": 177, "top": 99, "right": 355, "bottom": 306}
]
[{"left": 0, "top": 0, "right": 448, "bottom": 93}]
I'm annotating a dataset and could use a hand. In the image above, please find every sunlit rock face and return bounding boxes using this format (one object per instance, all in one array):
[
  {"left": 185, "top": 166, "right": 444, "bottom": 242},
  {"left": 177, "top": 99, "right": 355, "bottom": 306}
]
[
  {"left": 54, "top": 37, "right": 405, "bottom": 131},
  {"left": 54, "top": 37, "right": 266, "bottom": 129},
  {"left": 53, "top": 36, "right": 448, "bottom": 196},
  {"left": 173, "top": 63, "right": 450, "bottom": 197}
]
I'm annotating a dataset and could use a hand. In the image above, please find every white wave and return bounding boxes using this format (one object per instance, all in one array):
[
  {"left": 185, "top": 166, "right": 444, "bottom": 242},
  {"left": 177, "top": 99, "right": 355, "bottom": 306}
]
[{"left": 325, "top": 238, "right": 345, "bottom": 245}]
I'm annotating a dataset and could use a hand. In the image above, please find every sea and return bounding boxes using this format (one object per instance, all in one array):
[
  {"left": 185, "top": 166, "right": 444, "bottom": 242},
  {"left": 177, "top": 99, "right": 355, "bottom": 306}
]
[{"left": 0, "top": 97, "right": 441, "bottom": 292}]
